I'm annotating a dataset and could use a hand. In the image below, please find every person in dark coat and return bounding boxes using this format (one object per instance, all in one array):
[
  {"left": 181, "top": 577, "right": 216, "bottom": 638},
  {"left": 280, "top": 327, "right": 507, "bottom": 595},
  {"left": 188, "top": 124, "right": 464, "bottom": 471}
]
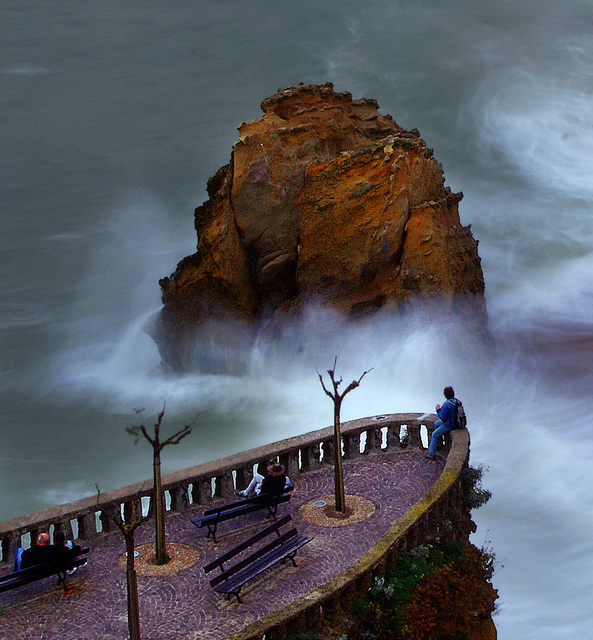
[
  {"left": 19, "top": 533, "right": 60, "bottom": 570},
  {"left": 259, "top": 462, "right": 288, "bottom": 496}
]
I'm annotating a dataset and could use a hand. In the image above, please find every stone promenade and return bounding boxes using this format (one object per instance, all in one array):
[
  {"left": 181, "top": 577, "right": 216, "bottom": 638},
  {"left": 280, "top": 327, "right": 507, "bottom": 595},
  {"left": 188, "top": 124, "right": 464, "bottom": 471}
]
[{"left": 0, "top": 450, "right": 444, "bottom": 640}]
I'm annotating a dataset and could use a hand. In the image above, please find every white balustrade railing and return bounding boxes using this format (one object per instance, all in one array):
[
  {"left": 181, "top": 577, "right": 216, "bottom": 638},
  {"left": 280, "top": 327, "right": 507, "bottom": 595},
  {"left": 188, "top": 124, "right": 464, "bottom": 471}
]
[{"left": 0, "top": 413, "right": 439, "bottom": 565}]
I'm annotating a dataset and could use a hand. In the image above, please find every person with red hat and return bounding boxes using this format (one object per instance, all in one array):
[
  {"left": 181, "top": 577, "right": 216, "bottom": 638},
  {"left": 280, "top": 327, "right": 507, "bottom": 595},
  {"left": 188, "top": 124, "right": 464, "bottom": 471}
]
[
  {"left": 235, "top": 460, "right": 291, "bottom": 498},
  {"left": 259, "top": 462, "right": 288, "bottom": 496}
]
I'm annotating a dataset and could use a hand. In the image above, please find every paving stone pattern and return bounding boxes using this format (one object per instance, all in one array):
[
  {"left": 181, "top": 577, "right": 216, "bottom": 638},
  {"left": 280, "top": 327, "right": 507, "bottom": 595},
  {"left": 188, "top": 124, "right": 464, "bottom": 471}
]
[{"left": 0, "top": 450, "right": 444, "bottom": 640}]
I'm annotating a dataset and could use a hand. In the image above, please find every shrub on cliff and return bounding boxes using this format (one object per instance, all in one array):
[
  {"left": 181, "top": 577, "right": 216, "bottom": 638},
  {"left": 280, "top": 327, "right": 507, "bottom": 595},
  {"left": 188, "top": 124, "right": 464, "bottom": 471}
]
[
  {"left": 352, "top": 540, "right": 497, "bottom": 640},
  {"left": 462, "top": 464, "right": 492, "bottom": 511}
]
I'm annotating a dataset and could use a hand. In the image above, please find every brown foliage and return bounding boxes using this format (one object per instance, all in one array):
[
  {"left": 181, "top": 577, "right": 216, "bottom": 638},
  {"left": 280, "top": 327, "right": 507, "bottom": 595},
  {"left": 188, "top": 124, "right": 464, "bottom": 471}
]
[{"left": 401, "top": 544, "right": 497, "bottom": 640}]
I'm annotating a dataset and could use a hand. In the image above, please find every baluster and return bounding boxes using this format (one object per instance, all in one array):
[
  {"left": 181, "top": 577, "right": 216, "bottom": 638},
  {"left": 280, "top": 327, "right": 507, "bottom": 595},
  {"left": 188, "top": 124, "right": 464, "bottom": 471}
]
[
  {"left": 366, "top": 427, "right": 383, "bottom": 453},
  {"left": 169, "top": 484, "right": 189, "bottom": 512},
  {"left": 64, "top": 519, "right": 75, "bottom": 541},
  {"left": 77, "top": 513, "right": 97, "bottom": 541},
  {"left": 280, "top": 451, "right": 299, "bottom": 480},
  {"left": 322, "top": 437, "right": 335, "bottom": 465},
  {"left": 28, "top": 528, "right": 40, "bottom": 548},
  {"left": 53, "top": 520, "right": 75, "bottom": 542},
  {"left": 51, "top": 522, "right": 63, "bottom": 541},
  {"left": 386, "top": 422, "right": 403, "bottom": 449},
  {"left": 1, "top": 534, "right": 21, "bottom": 566},
  {"left": 234, "top": 466, "right": 250, "bottom": 493},
  {"left": 407, "top": 423, "right": 423, "bottom": 448},
  {"left": 321, "top": 592, "right": 343, "bottom": 628},
  {"left": 193, "top": 477, "right": 213, "bottom": 505},
  {"left": 0, "top": 535, "right": 9, "bottom": 564},
  {"left": 123, "top": 499, "right": 134, "bottom": 524},
  {"left": 99, "top": 509, "right": 112, "bottom": 533},
  {"left": 386, "top": 542, "right": 401, "bottom": 573},
  {"left": 339, "top": 582, "right": 359, "bottom": 618},
  {"left": 286, "top": 611, "right": 306, "bottom": 635},
  {"left": 406, "top": 523, "right": 420, "bottom": 551},
  {"left": 146, "top": 495, "right": 156, "bottom": 518},
  {"left": 301, "top": 443, "right": 322, "bottom": 471},
  {"left": 358, "top": 568, "right": 373, "bottom": 594},
  {"left": 219, "top": 470, "right": 235, "bottom": 500},
  {"left": 305, "top": 604, "right": 322, "bottom": 632},
  {"left": 266, "top": 622, "right": 287, "bottom": 640},
  {"left": 343, "top": 432, "right": 361, "bottom": 459}
]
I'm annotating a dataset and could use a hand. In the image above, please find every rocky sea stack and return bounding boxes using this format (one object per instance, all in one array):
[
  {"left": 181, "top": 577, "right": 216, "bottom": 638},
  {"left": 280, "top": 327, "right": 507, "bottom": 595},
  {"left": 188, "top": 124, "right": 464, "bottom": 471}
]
[{"left": 149, "top": 83, "right": 486, "bottom": 371}]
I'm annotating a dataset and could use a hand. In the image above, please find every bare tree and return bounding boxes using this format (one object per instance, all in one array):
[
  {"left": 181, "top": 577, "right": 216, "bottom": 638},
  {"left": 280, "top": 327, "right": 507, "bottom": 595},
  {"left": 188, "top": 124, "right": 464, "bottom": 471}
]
[
  {"left": 127, "top": 404, "right": 199, "bottom": 564},
  {"left": 112, "top": 499, "right": 148, "bottom": 640},
  {"left": 318, "top": 357, "right": 371, "bottom": 513}
]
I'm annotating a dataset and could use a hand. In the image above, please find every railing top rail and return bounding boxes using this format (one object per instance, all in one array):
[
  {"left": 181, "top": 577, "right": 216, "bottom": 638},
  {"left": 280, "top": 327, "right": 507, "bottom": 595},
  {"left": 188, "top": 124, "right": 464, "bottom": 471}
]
[{"left": 0, "top": 413, "right": 436, "bottom": 537}]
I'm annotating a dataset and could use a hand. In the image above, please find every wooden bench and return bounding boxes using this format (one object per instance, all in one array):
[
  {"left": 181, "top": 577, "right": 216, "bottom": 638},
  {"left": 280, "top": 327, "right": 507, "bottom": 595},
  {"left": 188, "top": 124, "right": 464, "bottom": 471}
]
[
  {"left": 191, "top": 486, "right": 294, "bottom": 543},
  {"left": 203, "top": 514, "right": 312, "bottom": 603},
  {"left": 0, "top": 548, "right": 89, "bottom": 593}
]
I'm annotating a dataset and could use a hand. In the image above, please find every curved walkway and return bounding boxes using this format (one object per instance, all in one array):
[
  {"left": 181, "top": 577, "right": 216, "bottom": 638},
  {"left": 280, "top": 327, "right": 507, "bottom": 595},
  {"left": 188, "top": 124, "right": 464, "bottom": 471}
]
[{"left": 0, "top": 450, "right": 445, "bottom": 640}]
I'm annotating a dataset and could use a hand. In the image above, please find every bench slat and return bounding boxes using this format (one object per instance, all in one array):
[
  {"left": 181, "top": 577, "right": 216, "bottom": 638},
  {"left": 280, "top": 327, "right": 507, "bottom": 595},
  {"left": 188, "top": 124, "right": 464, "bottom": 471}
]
[
  {"left": 208, "top": 528, "right": 297, "bottom": 588},
  {"left": 203, "top": 514, "right": 292, "bottom": 574},
  {"left": 192, "top": 490, "right": 293, "bottom": 542},
  {"left": 214, "top": 535, "right": 312, "bottom": 597},
  {"left": 199, "top": 494, "right": 290, "bottom": 526},
  {"left": 203, "top": 512, "right": 312, "bottom": 602},
  {"left": 202, "top": 485, "right": 294, "bottom": 517},
  {"left": 194, "top": 500, "right": 278, "bottom": 527}
]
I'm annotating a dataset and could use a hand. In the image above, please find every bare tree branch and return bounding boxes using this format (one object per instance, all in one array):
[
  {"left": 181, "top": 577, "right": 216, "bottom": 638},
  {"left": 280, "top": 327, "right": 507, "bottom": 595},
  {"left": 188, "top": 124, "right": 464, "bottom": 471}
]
[
  {"left": 125, "top": 403, "right": 199, "bottom": 564},
  {"left": 317, "top": 357, "right": 372, "bottom": 513}
]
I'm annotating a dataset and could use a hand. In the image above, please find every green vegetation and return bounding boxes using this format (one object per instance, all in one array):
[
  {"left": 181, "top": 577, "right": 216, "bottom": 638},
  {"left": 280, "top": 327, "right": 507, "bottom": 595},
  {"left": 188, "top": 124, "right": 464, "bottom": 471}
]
[
  {"left": 352, "top": 539, "right": 497, "bottom": 640},
  {"left": 462, "top": 464, "right": 492, "bottom": 510},
  {"left": 346, "top": 464, "right": 496, "bottom": 640}
]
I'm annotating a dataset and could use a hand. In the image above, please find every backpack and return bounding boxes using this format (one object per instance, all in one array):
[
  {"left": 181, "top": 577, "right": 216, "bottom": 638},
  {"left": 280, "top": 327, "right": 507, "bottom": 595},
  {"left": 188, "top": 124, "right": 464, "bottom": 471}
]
[{"left": 449, "top": 398, "right": 467, "bottom": 430}]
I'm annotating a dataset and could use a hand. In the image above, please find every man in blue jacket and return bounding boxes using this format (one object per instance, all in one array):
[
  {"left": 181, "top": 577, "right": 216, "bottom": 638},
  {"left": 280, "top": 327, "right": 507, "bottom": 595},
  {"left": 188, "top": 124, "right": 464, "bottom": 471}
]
[{"left": 425, "top": 386, "right": 459, "bottom": 460}]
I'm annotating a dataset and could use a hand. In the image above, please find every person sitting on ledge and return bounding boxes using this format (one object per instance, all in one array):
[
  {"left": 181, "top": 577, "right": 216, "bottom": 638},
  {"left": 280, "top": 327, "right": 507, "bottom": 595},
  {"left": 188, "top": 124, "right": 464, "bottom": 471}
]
[
  {"left": 425, "top": 386, "right": 460, "bottom": 460},
  {"left": 235, "top": 461, "right": 291, "bottom": 498}
]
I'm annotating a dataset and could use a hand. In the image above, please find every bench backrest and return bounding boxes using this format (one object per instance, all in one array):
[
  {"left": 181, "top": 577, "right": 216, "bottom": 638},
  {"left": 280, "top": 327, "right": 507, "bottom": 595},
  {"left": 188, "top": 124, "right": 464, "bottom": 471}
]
[
  {"left": 203, "top": 514, "right": 292, "bottom": 575},
  {"left": 203, "top": 494, "right": 270, "bottom": 517},
  {"left": 208, "top": 528, "right": 298, "bottom": 589},
  {"left": 11, "top": 548, "right": 89, "bottom": 576},
  {"left": 203, "top": 485, "right": 294, "bottom": 517},
  {"left": 0, "top": 548, "right": 89, "bottom": 592}
]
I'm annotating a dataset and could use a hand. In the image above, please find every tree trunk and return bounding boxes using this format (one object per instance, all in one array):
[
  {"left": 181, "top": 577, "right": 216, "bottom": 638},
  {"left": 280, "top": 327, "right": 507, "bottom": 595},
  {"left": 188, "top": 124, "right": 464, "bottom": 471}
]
[
  {"left": 125, "top": 534, "right": 141, "bottom": 640},
  {"left": 334, "top": 401, "right": 346, "bottom": 513},
  {"left": 153, "top": 450, "right": 167, "bottom": 563}
]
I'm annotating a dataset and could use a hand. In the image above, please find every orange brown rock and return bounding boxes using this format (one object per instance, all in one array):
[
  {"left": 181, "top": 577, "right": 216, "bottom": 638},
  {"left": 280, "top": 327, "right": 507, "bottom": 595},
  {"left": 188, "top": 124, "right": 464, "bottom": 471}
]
[{"left": 151, "top": 83, "right": 486, "bottom": 370}]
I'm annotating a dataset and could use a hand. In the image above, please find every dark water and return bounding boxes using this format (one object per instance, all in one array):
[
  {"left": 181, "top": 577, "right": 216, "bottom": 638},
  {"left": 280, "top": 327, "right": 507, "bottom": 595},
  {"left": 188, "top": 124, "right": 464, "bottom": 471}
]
[{"left": 2, "top": 1, "right": 593, "bottom": 637}]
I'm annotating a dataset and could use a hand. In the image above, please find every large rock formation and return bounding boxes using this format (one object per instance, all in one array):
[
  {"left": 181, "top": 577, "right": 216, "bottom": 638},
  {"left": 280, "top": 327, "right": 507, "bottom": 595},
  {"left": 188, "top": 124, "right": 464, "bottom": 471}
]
[{"left": 151, "top": 83, "right": 486, "bottom": 371}]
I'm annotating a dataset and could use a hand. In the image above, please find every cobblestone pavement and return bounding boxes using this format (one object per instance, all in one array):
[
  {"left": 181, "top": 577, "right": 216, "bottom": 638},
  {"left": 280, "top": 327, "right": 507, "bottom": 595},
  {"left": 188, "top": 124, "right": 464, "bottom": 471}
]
[{"left": 0, "top": 450, "right": 444, "bottom": 640}]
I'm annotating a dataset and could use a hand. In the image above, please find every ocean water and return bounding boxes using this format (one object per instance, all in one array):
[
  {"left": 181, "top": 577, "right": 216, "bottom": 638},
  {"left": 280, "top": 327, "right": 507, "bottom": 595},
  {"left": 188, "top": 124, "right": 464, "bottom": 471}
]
[{"left": 2, "top": 1, "right": 593, "bottom": 637}]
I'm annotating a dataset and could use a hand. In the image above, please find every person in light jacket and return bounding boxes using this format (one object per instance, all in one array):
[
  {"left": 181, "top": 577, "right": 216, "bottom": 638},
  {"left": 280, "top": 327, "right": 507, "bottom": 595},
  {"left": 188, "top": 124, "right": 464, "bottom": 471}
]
[{"left": 235, "top": 462, "right": 291, "bottom": 497}]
